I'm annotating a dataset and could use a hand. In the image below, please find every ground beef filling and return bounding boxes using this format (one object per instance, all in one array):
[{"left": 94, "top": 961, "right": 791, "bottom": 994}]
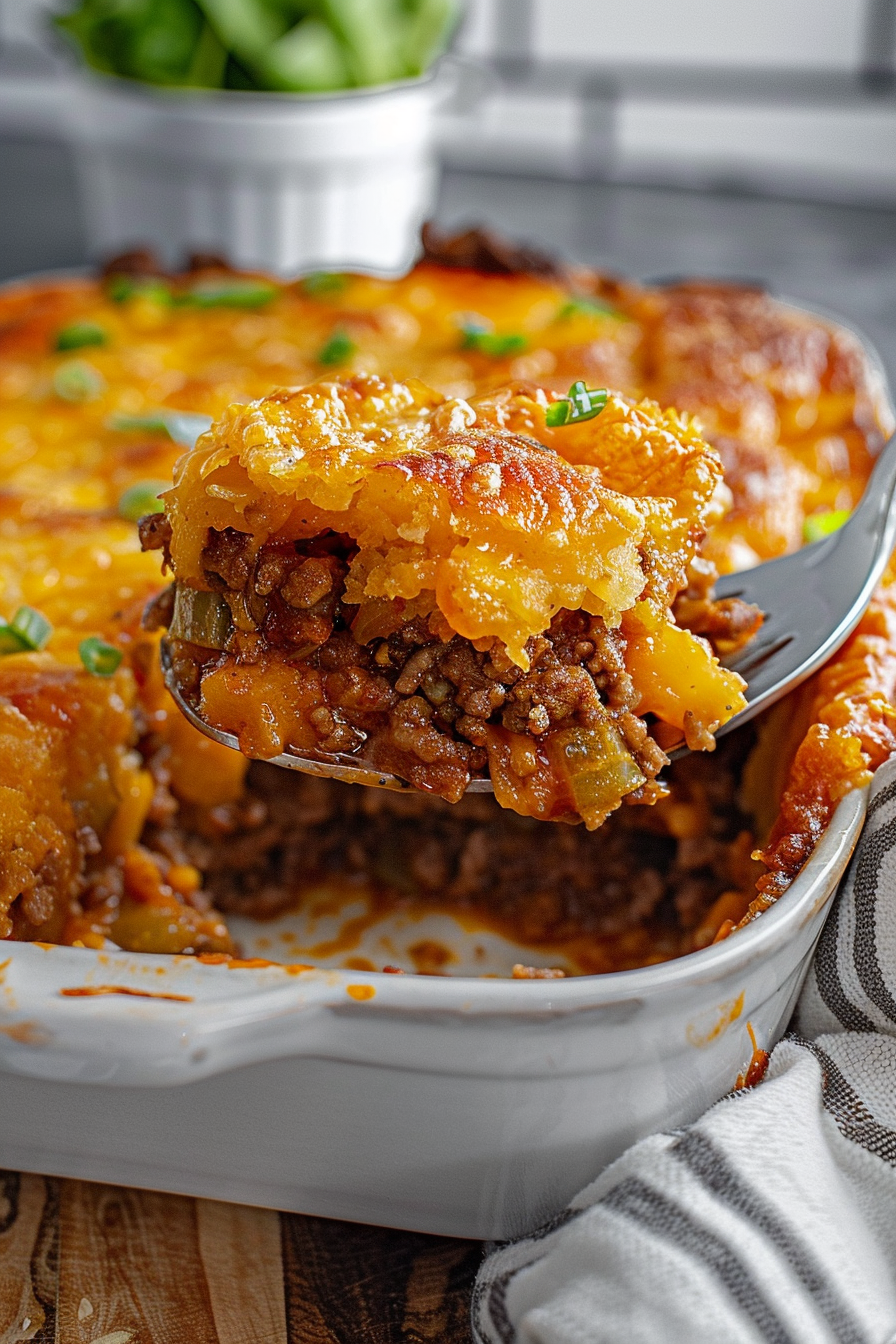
[
  {"left": 142, "top": 727, "right": 760, "bottom": 973},
  {"left": 156, "top": 522, "right": 675, "bottom": 807}
]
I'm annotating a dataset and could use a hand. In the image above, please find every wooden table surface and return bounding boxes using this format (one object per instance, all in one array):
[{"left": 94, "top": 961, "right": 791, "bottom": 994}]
[{"left": 0, "top": 1171, "right": 482, "bottom": 1343}]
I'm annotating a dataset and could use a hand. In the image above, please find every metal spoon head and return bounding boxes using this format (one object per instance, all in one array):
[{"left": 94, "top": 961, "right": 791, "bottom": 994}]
[{"left": 160, "top": 638, "right": 495, "bottom": 794}]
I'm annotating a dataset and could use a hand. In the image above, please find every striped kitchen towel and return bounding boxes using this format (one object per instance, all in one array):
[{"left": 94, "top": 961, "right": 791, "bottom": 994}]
[{"left": 472, "top": 755, "right": 896, "bottom": 1344}]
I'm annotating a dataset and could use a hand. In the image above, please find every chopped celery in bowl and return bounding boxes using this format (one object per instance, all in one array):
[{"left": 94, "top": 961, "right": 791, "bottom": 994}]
[{"left": 55, "top": 0, "right": 461, "bottom": 94}]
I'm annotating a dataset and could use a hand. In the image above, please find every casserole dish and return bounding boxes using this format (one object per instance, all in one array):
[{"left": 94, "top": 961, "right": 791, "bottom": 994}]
[
  {"left": 0, "top": 785, "right": 866, "bottom": 1239},
  {"left": 0, "top": 241, "right": 893, "bottom": 1234}
]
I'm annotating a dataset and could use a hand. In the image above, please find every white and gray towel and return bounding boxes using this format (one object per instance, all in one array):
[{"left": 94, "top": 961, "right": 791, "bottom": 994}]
[{"left": 473, "top": 755, "right": 896, "bottom": 1344}]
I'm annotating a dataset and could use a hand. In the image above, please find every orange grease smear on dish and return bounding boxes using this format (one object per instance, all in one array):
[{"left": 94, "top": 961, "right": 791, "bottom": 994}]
[
  {"left": 0, "top": 1021, "right": 49, "bottom": 1044},
  {"left": 346, "top": 984, "right": 376, "bottom": 1001},
  {"left": 59, "top": 985, "right": 194, "bottom": 1001},
  {"left": 686, "top": 990, "right": 745, "bottom": 1047},
  {"left": 195, "top": 952, "right": 313, "bottom": 972},
  {"left": 736, "top": 1021, "right": 771, "bottom": 1089}
]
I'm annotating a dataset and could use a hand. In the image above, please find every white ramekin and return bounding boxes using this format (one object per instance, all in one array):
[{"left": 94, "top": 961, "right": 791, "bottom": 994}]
[
  {"left": 66, "top": 69, "right": 450, "bottom": 275},
  {"left": 0, "top": 788, "right": 866, "bottom": 1239}
]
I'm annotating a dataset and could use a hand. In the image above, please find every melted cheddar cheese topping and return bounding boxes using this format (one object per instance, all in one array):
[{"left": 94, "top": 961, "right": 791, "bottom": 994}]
[{"left": 0, "top": 248, "right": 892, "bottom": 960}]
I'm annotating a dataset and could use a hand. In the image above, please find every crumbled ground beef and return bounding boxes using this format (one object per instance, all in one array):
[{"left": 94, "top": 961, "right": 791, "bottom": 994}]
[
  {"left": 145, "top": 726, "right": 759, "bottom": 964},
  {"left": 175, "top": 526, "right": 673, "bottom": 804},
  {"left": 419, "top": 222, "right": 564, "bottom": 279}
]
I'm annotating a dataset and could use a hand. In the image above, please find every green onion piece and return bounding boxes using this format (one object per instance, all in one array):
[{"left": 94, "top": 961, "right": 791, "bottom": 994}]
[
  {"left": 169, "top": 585, "right": 233, "bottom": 650},
  {"left": 803, "top": 509, "right": 850, "bottom": 544},
  {"left": 108, "top": 410, "right": 213, "bottom": 449},
  {"left": 53, "top": 360, "right": 105, "bottom": 403},
  {"left": 0, "top": 605, "right": 53, "bottom": 654},
  {"left": 118, "top": 480, "right": 169, "bottom": 522},
  {"left": 0, "top": 620, "right": 29, "bottom": 654},
  {"left": 557, "top": 296, "right": 620, "bottom": 321},
  {"left": 54, "top": 321, "right": 108, "bottom": 352},
  {"left": 460, "top": 324, "right": 528, "bottom": 357},
  {"left": 79, "top": 636, "right": 123, "bottom": 677},
  {"left": 108, "top": 413, "right": 170, "bottom": 435},
  {"left": 301, "top": 272, "right": 347, "bottom": 297},
  {"left": 317, "top": 329, "right": 356, "bottom": 366},
  {"left": 185, "top": 278, "right": 279, "bottom": 309},
  {"left": 546, "top": 381, "right": 608, "bottom": 428},
  {"left": 545, "top": 399, "right": 571, "bottom": 427},
  {"left": 106, "top": 276, "right": 173, "bottom": 305}
]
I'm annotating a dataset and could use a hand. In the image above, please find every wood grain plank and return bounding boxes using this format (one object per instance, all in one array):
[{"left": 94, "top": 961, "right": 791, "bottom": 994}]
[
  {"left": 57, "top": 1182, "right": 220, "bottom": 1344},
  {"left": 0, "top": 1171, "right": 58, "bottom": 1344},
  {"left": 280, "top": 1213, "right": 480, "bottom": 1344},
  {"left": 195, "top": 1199, "right": 287, "bottom": 1344},
  {"left": 401, "top": 1239, "right": 481, "bottom": 1343}
]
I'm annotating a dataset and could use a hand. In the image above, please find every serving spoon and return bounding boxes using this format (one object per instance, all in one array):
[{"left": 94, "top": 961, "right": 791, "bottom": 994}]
[{"left": 159, "top": 421, "right": 896, "bottom": 792}]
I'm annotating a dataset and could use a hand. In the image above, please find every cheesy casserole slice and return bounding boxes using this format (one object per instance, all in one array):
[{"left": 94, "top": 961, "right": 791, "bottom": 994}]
[{"left": 152, "top": 375, "right": 747, "bottom": 827}]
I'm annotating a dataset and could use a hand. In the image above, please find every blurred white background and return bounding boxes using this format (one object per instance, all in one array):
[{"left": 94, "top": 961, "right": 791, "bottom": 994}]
[
  {"left": 442, "top": 0, "right": 896, "bottom": 200},
  {"left": 0, "top": 0, "right": 894, "bottom": 384},
  {"left": 2, "top": 0, "right": 894, "bottom": 200}
]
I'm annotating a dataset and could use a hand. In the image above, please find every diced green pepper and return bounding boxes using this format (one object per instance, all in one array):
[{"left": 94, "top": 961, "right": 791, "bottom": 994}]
[
  {"left": 545, "top": 722, "right": 646, "bottom": 830},
  {"left": 169, "top": 585, "right": 233, "bottom": 649}
]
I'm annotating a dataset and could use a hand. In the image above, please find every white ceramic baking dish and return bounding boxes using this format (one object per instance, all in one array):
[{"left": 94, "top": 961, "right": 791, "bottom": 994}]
[
  {"left": 0, "top": 279, "right": 889, "bottom": 1237},
  {"left": 0, "top": 787, "right": 866, "bottom": 1239}
]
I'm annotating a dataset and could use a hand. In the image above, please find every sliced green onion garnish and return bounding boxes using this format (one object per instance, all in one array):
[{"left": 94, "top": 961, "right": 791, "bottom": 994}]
[
  {"left": 0, "top": 626, "right": 27, "bottom": 654},
  {"left": 185, "top": 278, "right": 279, "bottom": 309},
  {"left": 118, "top": 480, "right": 168, "bottom": 522},
  {"left": 0, "top": 605, "right": 53, "bottom": 654},
  {"left": 317, "top": 329, "right": 356, "bottom": 366},
  {"left": 108, "top": 413, "right": 170, "bottom": 435},
  {"left": 460, "top": 324, "right": 528, "bottom": 357},
  {"left": 54, "top": 321, "right": 108, "bottom": 352},
  {"left": 803, "top": 509, "right": 850, "bottom": 544},
  {"left": 107, "top": 410, "right": 212, "bottom": 449},
  {"left": 556, "top": 296, "right": 620, "bottom": 321},
  {"left": 79, "top": 636, "right": 123, "bottom": 676},
  {"left": 545, "top": 381, "right": 608, "bottom": 427},
  {"left": 106, "top": 276, "right": 173, "bottom": 305},
  {"left": 301, "top": 272, "right": 347, "bottom": 297},
  {"left": 53, "top": 360, "right": 105, "bottom": 403},
  {"left": 169, "top": 585, "right": 232, "bottom": 650}
]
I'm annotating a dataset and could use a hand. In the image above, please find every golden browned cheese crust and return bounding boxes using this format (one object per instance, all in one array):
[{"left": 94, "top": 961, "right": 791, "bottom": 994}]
[
  {"left": 159, "top": 374, "right": 744, "bottom": 826},
  {"left": 0, "top": 244, "right": 892, "bottom": 963}
]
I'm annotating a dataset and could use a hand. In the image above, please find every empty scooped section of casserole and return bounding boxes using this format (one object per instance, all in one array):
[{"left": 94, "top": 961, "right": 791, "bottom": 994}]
[{"left": 150, "top": 374, "right": 751, "bottom": 828}]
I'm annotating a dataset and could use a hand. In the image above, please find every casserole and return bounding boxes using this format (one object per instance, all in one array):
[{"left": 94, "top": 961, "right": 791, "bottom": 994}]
[
  {"left": 0, "top": 785, "right": 866, "bottom": 1239},
  {"left": 1, "top": 244, "right": 890, "bottom": 966},
  {"left": 0, "top": 238, "right": 893, "bottom": 1233},
  {"left": 157, "top": 373, "right": 750, "bottom": 823}
]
